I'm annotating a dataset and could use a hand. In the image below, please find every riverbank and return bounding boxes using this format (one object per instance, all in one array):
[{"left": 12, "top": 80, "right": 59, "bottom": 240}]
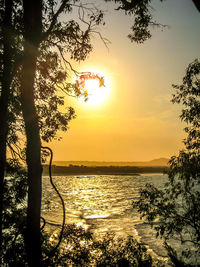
[{"left": 42, "top": 164, "right": 168, "bottom": 176}]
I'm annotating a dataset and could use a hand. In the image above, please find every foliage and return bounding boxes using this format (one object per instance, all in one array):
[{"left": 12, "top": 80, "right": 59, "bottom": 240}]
[
  {"left": 105, "top": 0, "right": 167, "bottom": 43},
  {"left": 3, "top": 221, "right": 159, "bottom": 267},
  {"left": 2, "top": 159, "right": 27, "bottom": 266},
  {"left": 172, "top": 59, "right": 200, "bottom": 150},
  {"left": 105, "top": 0, "right": 200, "bottom": 43},
  {"left": 133, "top": 59, "right": 200, "bottom": 266},
  {"left": 43, "top": 226, "right": 160, "bottom": 267}
]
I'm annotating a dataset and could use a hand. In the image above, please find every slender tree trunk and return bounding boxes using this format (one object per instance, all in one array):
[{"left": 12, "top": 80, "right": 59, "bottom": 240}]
[
  {"left": 0, "top": 0, "right": 13, "bottom": 253},
  {"left": 20, "top": 49, "right": 42, "bottom": 266},
  {"left": 20, "top": 0, "right": 42, "bottom": 265}
]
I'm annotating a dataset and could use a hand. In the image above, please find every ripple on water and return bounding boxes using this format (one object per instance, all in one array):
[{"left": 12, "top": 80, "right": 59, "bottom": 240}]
[{"left": 42, "top": 174, "right": 168, "bottom": 263}]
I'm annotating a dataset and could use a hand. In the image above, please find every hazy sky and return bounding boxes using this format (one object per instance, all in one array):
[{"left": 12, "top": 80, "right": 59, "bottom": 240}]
[{"left": 50, "top": 0, "right": 200, "bottom": 161}]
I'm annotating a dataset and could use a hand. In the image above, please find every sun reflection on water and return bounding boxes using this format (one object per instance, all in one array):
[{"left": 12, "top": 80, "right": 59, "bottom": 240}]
[{"left": 42, "top": 174, "right": 168, "bottom": 259}]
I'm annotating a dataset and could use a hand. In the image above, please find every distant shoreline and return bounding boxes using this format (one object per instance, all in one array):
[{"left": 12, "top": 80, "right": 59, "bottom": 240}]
[
  {"left": 43, "top": 165, "right": 168, "bottom": 176},
  {"left": 53, "top": 158, "right": 169, "bottom": 167}
]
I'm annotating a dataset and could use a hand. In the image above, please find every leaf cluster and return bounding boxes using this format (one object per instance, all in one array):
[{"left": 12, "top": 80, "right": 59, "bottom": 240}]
[
  {"left": 133, "top": 59, "right": 200, "bottom": 266},
  {"left": 172, "top": 59, "right": 200, "bottom": 150},
  {"left": 42, "top": 225, "right": 160, "bottom": 267},
  {"left": 105, "top": 0, "right": 167, "bottom": 43},
  {"left": 1, "top": 159, "right": 27, "bottom": 266}
]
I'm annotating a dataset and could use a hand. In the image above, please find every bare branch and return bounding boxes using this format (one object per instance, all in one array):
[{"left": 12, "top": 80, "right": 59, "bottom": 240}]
[{"left": 42, "top": 0, "right": 70, "bottom": 41}]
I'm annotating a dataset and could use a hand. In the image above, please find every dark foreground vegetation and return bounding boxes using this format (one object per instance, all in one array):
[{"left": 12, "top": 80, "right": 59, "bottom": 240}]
[
  {"left": 42, "top": 165, "right": 168, "bottom": 176},
  {"left": 133, "top": 60, "right": 200, "bottom": 266}
]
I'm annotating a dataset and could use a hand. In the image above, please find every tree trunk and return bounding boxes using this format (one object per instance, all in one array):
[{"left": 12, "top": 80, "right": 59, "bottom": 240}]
[
  {"left": 20, "top": 0, "right": 42, "bottom": 265},
  {"left": 0, "top": 0, "right": 13, "bottom": 253},
  {"left": 21, "top": 48, "right": 42, "bottom": 266}
]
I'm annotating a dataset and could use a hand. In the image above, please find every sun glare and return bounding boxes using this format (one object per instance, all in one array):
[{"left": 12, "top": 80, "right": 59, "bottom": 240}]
[
  {"left": 78, "top": 71, "right": 110, "bottom": 107},
  {"left": 85, "top": 78, "right": 108, "bottom": 106}
]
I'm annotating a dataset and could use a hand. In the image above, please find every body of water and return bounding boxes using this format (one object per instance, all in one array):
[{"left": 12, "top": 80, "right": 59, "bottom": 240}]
[{"left": 42, "top": 174, "right": 168, "bottom": 261}]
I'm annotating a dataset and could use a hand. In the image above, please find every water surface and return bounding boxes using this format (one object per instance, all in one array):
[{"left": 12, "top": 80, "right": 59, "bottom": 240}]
[{"left": 42, "top": 174, "right": 168, "bottom": 260}]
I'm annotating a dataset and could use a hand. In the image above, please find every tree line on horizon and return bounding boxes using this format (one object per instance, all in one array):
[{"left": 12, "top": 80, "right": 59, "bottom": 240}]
[{"left": 52, "top": 157, "right": 169, "bottom": 167}]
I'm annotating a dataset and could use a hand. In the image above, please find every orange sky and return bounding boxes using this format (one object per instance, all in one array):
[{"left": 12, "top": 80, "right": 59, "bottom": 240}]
[{"left": 50, "top": 0, "right": 200, "bottom": 161}]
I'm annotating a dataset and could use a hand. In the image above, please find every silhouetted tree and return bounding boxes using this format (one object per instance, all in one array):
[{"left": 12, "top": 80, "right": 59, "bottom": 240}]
[
  {"left": 1, "top": 0, "right": 105, "bottom": 264},
  {"left": 0, "top": 0, "right": 13, "bottom": 251},
  {"left": 1, "top": 159, "right": 27, "bottom": 265},
  {"left": 19, "top": 1, "right": 43, "bottom": 265},
  {"left": 0, "top": 0, "right": 25, "bottom": 254},
  {"left": 133, "top": 59, "right": 200, "bottom": 266},
  {"left": 107, "top": 0, "right": 200, "bottom": 43}
]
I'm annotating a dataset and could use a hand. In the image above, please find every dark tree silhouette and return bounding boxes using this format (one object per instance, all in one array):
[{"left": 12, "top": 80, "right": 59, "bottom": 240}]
[
  {"left": 0, "top": 0, "right": 13, "bottom": 251},
  {"left": 1, "top": 1, "right": 106, "bottom": 264},
  {"left": 107, "top": 0, "right": 200, "bottom": 42},
  {"left": 0, "top": 0, "right": 25, "bottom": 254},
  {"left": 19, "top": 1, "right": 43, "bottom": 265},
  {"left": 133, "top": 59, "right": 200, "bottom": 266},
  {"left": 19, "top": 1, "right": 103, "bottom": 264}
]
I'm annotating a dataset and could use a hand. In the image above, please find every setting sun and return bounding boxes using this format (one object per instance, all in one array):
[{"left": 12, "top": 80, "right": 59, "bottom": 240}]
[
  {"left": 84, "top": 78, "right": 109, "bottom": 106},
  {"left": 77, "top": 71, "right": 110, "bottom": 107}
]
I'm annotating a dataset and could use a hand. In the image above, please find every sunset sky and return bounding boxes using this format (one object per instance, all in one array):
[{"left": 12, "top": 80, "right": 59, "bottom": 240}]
[{"left": 51, "top": 0, "right": 200, "bottom": 162}]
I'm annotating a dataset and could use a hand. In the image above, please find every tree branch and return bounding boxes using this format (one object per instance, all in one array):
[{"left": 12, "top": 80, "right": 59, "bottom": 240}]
[
  {"left": 42, "top": 0, "right": 70, "bottom": 41},
  {"left": 192, "top": 0, "right": 200, "bottom": 12}
]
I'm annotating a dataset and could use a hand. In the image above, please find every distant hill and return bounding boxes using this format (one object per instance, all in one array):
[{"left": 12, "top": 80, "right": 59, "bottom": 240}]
[
  {"left": 147, "top": 158, "right": 169, "bottom": 166},
  {"left": 53, "top": 158, "right": 169, "bottom": 167}
]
